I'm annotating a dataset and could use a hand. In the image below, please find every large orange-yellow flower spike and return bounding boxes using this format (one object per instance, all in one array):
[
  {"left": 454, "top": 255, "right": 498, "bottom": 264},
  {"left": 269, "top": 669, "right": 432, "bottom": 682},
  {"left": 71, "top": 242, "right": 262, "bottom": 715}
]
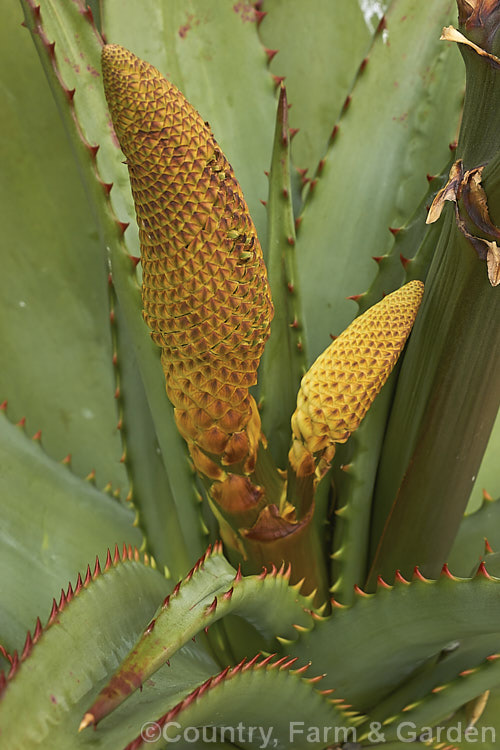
[
  {"left": 102, "top": 45, "right": 273, "bottom": 480},
  {"left": 289, "top": 281, "right": 424, "bottom": 479}
]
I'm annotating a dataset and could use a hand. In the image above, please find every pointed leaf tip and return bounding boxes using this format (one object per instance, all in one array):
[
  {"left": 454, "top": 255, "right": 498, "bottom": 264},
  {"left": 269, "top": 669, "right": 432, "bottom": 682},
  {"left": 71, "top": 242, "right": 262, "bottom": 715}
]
[{"left": 78, "top": 713, "right": 95, "bottom": 732}]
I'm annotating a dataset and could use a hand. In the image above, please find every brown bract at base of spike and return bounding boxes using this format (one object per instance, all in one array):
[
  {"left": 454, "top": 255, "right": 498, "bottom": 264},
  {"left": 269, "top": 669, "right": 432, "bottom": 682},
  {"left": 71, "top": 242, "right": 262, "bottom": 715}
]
[
  {"left": 241, "top": 503, "right": 329, "bottom": 603},
  {"left": 210, "top": 474, "right": 266, "bottom": 526},
  {"left": 427, "top": 160, "right": 500, "bottom": 286},
  {"left": 456, "top": 0, "right": 500, "bottom": 40},
  {"left": 101, "top": 44, "right": 273, "bottom": 482}
]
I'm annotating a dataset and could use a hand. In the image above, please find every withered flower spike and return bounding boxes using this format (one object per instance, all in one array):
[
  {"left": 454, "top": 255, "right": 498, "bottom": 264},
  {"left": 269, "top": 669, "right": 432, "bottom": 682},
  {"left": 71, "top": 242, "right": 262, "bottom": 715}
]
[{"left": 102, "top": 45, "right": 273, "bottom": 480}]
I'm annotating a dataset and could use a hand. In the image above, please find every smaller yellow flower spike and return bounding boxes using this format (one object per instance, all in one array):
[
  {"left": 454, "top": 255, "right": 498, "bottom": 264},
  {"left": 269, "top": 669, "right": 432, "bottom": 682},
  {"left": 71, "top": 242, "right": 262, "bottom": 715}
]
[
  {"left": 289, "top": 281, "right": 424, "bottom": 479},
  {"left": 101, "top": 45, "right": 273, "bottom": 479}
]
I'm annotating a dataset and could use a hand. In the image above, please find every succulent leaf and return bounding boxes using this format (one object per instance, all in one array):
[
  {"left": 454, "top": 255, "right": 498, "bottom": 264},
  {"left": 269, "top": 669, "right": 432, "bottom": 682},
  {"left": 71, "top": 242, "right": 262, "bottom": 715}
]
[
  {"left": 258, "top": 0, "right": 390, "bottom": 177},
  {"left": 371, "top": 197, "right": 500, "bottom": 585},
  {"left": 20, "top": 0, "right": 140, "bottom": 256},
  {"left": 111, "top": 295, "right": 204, "bottom": 578},
  {"left": 260, "top": 85, "right": 308, "bottom": 469},
  {"left": 1, "top": 3, "right": 127, "bottom": 490},
  {"left": 0, "top": 406, "right": 141, "bottom": 653},
  {"left": 82, "top": 544, "right": 316, "bottom": 725},
  {"left": 119, "top": 654, "right": 361, "bottom": 750},
  {"left": 287, "top": 568, "right": 500, "bottom": 712},
  {"left": 294, "top": 0, "right": 464, "bottom": 360},
  {"left": 330, "top": 165, "right": 453, "bottom": 604},
  {"left": 5, "top": 1, "right": 500, "bottom": 746},
  {"left": 431, "top": 685, "right": 500, "bottom": 750},
  {"left": 380, "top": 686, "right": 500, "bottom": 750},
  {"left": 0, "top": 552, "right": 219, "bottom": 749},
  {"left": 373, "top": 651, "right": 500, "bottom": 742},
  {"left": 102, "top": 44, "right": 274, "bottom": 479},
  {"left": 330, "top": 387, "right": 395, "bottom": 604},
  {"left": 367, "top": 0, "right": 500, "bottom": 583},
  {"left": 448, "top": 491, "right": 500, "bottom": 575}
]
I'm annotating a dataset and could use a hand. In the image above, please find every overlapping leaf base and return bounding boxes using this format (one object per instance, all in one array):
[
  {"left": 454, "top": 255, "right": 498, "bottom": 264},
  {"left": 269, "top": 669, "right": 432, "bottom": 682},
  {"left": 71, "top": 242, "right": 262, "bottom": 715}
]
[{"left": 102, "top": 45, "right": 273, "bottom": 479}]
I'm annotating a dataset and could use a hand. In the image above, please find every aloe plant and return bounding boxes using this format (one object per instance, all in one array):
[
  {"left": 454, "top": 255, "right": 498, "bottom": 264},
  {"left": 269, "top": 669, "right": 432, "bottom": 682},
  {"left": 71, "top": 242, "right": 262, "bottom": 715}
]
[{"left": 1, "top": 0, "right": 500, "bottom": 748}]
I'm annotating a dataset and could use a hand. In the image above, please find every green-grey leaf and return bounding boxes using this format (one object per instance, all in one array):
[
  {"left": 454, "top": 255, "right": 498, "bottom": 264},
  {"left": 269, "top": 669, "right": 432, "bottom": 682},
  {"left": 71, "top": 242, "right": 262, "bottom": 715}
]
[
  {"left": 260, "top": 87, "right": 308, "bottom": 467},
  {"left": 0, "top": 407, "right": 141, "bottom": 653},
  {"left": 448, "top": 494, "right": 500, "bottom": 576},
  {"left": 112, "top": 294, "right": 206, "bottom": 579},
  {"left": 114, "top": 655, "right": 361, "bottom": 750},
  {"left": 259, "top": 0, "right": 389, "bottom": 176},
  {"left": 370, "top": 219, "right": 500, "bottom": 583},
  {"left": 0, "top": 557, "right": 219, "bottom": 749},
  {"left": 468, "top": 408, "right": 500, "bottom": 513},
  {"left": 21, "top": 0, "right": 140, "bottom": 256},
  {"left": 1, "top": 3, "right": 127, "bottom": 491},
  {"left": 287, "top": 571, "right": 500, "bottom": 712},
  {"left": 331, "top": 382, "right": 395, "bottom": 604},
  {"left": 375, "top": 653, "right": 500, "bottom": 742},
  {"left": 431, "top": 687, "right": 500, "bottom": 750},
  {"left": 84, "top": 547, "right": 315, "bottom": 724},
  {"left": 295, "top": 0, "right": 464, "bottom": 361}
]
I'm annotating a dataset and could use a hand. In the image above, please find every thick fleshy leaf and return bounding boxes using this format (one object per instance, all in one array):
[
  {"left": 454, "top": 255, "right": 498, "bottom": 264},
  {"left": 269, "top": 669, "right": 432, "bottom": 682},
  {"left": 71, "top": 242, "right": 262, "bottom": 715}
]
[
  {"left": 370, "top": 217, "right": 500, "bottom": 583},
  {"left": 20, "top": 0, "right": 140, "bottom": 254},
  {"left": 0, "top": 554, "right": 219, "bottom": 749},
  {"left": 0, "top": 406, "right": 141, "bottom": 652},
  {"left": 369, "top": 7, "right": 500, "bottom": 583},
  {"left": 429, "top": 686, "right": 500, "bottom": 750},
  {"left": 260, "top": 86, "right": 308, "bottom": 468},
  {"left": 294, "top": 0, "right": 464, "bottom": 361},
  {"left": 83, "top": 545, "right": 316, "bottom": 725},
  {"left": 330, "top": 383, "right": 395, "bottom": 604},
  {"left": 377, "top": 686, "right": 500, "bottom": 750},
  {"left": 116, "top": 655, "right": 361, "bottom": 750},
  {"left": 372, "top": 652, "right": 500, "bottom": 742},
  {"left": 448, "top": 494, "right": 500, "bottom": 576},
  {"left": 259, "top": 0, "right": 390, "bottom": 176},
  {"left": 0, "top": 3, "right": 126, "bottom": 490},
  {"left": 286, "top": 568, "right": 500, "bottom": 712},
  {"left": 468, "top": 408, "right": 500, "bottom": 512},
  {"left": 330, "top": 166, "right": 452, "bottom": 603}
]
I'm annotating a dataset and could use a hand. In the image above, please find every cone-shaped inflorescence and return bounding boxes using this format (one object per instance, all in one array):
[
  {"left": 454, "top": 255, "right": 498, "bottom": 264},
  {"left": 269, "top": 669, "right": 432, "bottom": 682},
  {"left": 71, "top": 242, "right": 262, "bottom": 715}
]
[
  {"left": 289, "top": 281, "right": 424, "bottom": 480},
  {"left": 102, "top": 45, "right": 273, "bottom": 481}
]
